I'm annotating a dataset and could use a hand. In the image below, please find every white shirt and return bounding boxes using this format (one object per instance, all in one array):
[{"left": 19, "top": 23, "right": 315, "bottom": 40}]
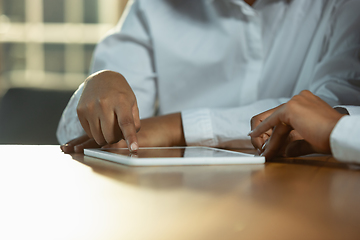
[
  {"left": 57, "top": 0, "right": 360, "bottom": 147},
  {"left": 331, "top": 106, "right": 360, "bottom": 163}
]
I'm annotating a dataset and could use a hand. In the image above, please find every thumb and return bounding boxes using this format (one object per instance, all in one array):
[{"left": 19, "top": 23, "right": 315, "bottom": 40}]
[{"left": 285, "top": 140, "right": 316, "bottom": 157}]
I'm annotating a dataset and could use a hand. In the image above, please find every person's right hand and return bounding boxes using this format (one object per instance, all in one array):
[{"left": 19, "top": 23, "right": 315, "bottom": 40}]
[
  {"left": 250, "top": 105, "right": 304, "bottom": 157},
  {"left": 76, "top": 70, "right": 141, "bottom": 152}
]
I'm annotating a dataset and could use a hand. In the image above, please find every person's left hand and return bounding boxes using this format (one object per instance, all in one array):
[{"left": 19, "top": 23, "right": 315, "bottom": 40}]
[
  {"left": 105, "top": 112, "right": 186, "bottom": 148},
  {"left": 60, "top": 113, "right": 186, "bottom": 153}
]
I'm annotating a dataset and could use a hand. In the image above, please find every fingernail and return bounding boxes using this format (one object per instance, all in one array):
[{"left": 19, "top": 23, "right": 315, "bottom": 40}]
[
  {"left": 247, "top": 130, "right": 254, "bottom": 136},
  {"left": 260, "top": 153, "right": 264, "bottom": 157},
  {"left": 130, "top": 142, "right": 139, "bottom": 152}
]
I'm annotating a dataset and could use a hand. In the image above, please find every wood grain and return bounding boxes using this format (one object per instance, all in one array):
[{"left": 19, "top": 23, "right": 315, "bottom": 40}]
[{"left": 0, "top": 145, "right": 359, "bottom": 240}]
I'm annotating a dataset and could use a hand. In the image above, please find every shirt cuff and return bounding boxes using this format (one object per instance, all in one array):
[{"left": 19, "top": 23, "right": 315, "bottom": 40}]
[
  {"left": 56, "top": 83, "right": 86, "bottom": 144},
  {"left": 334, "top": 105, "right": 360, "bottom": 116},
  {"left": 330, "top": 115, "right": 360, "bottom": 163},
  {"left": 181, "top": 108, "right": 218, "bottom": 146}
]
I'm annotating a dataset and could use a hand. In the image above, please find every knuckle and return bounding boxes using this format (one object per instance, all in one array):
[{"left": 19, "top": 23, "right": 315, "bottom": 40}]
[
  {"left": 77, "top": 101, "right": 95, "bottom": 113},
  {"left": 76, "top": 107, "right": 83, "bottom": 115},
  {"left": 285, "top": 98, "right": 298, "bottom": 109},
  {"left": 96, "top": 98, "right": 110, "bottom": 110},
  {"left": 291, "top": 94, "right": 306, "bottom": 104},
  {"left": 135, "top": 122, "right": 141, "bottom": 132},
  {"left": 76, "top": 106, "right": 88, "bottom": 118},
  {"left": 117, "top": 93, "right": 131, "bottom": 103},
  {"left": 290, "top": 94, "right": 301, "bottom": 102},
  {"left": 118, "top": 117, "right": 134, "bottom": 128},
  {"left": 250, "top": 115, "right": 259, "bottom": 126},
  {"left": 76, "top": 104, "right": 86, "bottom": 114},
  {"left": 299, "top": 90, "right": 311, "bottom": 96}
]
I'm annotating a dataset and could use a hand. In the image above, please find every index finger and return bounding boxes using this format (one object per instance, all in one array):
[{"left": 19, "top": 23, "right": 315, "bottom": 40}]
[
  {"left": 115, "top": 104, "right": 139, "bottom": 152},
  {"left": 249, "top": 108, "right": 285, "bottom": 138}
]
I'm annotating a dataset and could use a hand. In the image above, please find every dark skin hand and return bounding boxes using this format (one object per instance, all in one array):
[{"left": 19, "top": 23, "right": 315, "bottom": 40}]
[
  {"left": 76, "top": 70, "right": 141, "bottom": 152},
  {"left": 61, "top": 113, "right": 186, "bottom": 154},
  {"left": 250, "top": 107, "right": 304, "bottom": 156},
  {"left": 249, "top": 90, "right": 345, "bottom": 160}
]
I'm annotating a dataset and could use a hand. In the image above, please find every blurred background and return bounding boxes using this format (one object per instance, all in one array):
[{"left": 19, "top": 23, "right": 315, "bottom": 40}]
[{"left": 0, "top": 0, "right": 128, "bottom": 144}]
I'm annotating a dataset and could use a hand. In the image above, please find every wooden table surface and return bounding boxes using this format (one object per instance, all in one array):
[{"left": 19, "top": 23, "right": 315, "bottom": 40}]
[{"left": 1, "top": 145, "right": 359, "bottom": 240}]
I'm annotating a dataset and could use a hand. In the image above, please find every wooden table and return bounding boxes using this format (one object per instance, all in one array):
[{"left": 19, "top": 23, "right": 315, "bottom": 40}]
[{"left": 1, "top": 145, "right": 359, "bottom": 240}]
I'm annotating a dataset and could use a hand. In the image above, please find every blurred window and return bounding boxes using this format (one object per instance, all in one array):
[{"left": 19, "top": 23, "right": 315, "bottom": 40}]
[
  {"left": 84, "top": 0, "right": 98, "bottom": 23},
  {"left": 2, "top": 43, "right": 26, "bottom": 72},
  {"left": 44, "top": 44, "right": 65, "bottom": 73},
  {"left": 43, "top": 0, "right": 65, "bottom": 23},
  {"left": 3, "top": 0, "right": 25, "bottom": 23},
  {"left": 84, "top": 44, "right": 97, "bottom": 74},
  {"left": 0, "top": 0, "right": 128, "bottom": 93}
]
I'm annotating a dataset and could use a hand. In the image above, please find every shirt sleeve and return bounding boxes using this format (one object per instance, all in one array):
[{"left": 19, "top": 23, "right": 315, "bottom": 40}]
[
  {"left": 182, "top": 98, "right": 288, "bottom": 147},
  {"left": 57, "top": 1, "right": 157, "bottom": 144},
  {"left": 330, "top": 115, "right": 360, "bottom": 163},
  {"left": 306, "top": 0, "right": 360, "bottom": 107},
  {"left": 183, "top": 0, "right": 360, "bottom": 147},
  {"left": 56, "top": 84, "right": 86, "bottom": 145}
]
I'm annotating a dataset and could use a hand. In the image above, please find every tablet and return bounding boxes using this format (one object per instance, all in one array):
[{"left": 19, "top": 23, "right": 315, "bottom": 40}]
[{"left": 84, "top": 146, "right": 265, "bottom": 166}]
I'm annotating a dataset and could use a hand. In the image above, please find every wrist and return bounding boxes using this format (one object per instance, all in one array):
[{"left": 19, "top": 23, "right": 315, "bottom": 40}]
[{"left": 164, "top": 113, "right": 186, "bottom": 146}]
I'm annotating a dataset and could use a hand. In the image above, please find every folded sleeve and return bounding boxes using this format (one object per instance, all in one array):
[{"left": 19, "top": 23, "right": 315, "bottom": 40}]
[
  {"left": 330, "top": 115, "right": 360, "bottom": 163},
  {"left": 182, "top": 98, "right": 288, "bottom": 147},
  {"left": 56, "top": 84, "right": 86, "bottom": 145},
  {"left": 57, "top": 1, "right": 157, "bottom": 144}
]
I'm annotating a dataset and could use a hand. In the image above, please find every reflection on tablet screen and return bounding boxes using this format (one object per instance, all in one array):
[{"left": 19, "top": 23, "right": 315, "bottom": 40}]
[
  {"left": 101, "top": 147, "right": 250, "bottom": 159},
  {"left": 102, "top": 148, "right": 184, "bottom": 158}
]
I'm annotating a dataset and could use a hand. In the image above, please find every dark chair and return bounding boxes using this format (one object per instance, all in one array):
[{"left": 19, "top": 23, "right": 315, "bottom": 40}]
[{"left": 0, "top": 87, "right": 74, "bottom": 144}]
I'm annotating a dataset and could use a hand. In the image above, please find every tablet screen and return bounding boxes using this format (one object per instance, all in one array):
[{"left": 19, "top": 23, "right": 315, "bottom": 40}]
[{"left": 100, "top": 147, "right": 251, "bottom": 158}]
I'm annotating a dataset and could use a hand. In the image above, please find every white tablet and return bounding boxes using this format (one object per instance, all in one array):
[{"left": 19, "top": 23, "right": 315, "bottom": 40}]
[{"left": 84, "top": 146, "right": 265, "bottom": 166}]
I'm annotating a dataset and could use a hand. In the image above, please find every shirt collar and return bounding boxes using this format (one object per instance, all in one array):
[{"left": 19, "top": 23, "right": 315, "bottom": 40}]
[
  {"left": 207, "top": 0, "right": 291, "bottom": 5},
  {"left": 208, "top": 0, "right": 262, "bottom": 17},
  {"left": 207, "top": 0, "right": 292, "bottom": 15}
]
